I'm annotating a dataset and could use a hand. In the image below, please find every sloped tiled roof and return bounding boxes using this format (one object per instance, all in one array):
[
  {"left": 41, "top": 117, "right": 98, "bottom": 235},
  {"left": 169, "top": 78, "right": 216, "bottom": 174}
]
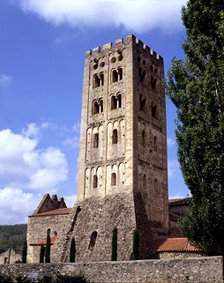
[
  {"left": 31, "top": 207, "right": 72, "bottom": 217},
  {"left": 155, "top": 238, "right": 201, "bottom": 252},
  {"left": 30, "top": 236, "right": 57, "bottom": 246},
  {"left": 169, "top": 198, "right": 191, "bottom": 207}
]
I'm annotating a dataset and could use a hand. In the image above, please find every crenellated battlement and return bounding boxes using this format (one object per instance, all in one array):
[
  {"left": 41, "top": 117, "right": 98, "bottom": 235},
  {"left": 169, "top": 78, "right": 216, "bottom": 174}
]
[{"left": 85, "top": 34, "right": 163, "bottom": 62}]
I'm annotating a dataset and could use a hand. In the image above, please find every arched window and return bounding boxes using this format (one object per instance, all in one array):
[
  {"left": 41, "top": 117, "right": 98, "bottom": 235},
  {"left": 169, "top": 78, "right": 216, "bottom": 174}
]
[
  {"left": 100, "top": 73, "right": 104, "bottom": 86},
  {"left": 151, "top": 76, "right": 157, "bottom": 90},
  {"left": 142, "top": 130, "right": 146, "bottom": 146},
  {"left": 93, "top": 133, "right": 99, "bottom": 148},
  {"left": 143, "top": 174, "right": 146, "bottom": 188},
  {"left": 139, "top": 68, "right": 146, "bottom": 83},
  {"left": 111, "top": 96, "right": 116, "bottom": 110},
  {"left": 93, "top": 175, "right": 98, "bottom": 188},
  {"left": 118, "top": 68, "right": 123, "bottom": 80},
  {"left": 112, "top": 70, "right": 118, "bottom": 82},
  {"left": 100, "top": 99, "right": 103, "bottom": 112},
  {"left": 112, "top": 129, "right": 118, "bottom": 144},
  {"left": 140, "top": 95, "right": 146, "bottom": 112},
  {"left": 93, "top": 75, "right": 100, "bottom": 88},
  {"left": 111, "top": 172, "right": 116, "bottom": 186},
  {"left": 152, "top": 102, "right": 158, "bottom": 119},
  {"left": 88, "top": 231, "right": 97, "bottom": 251},
  {"left": 92, "top": 101, "right": 99, "bottom": 115},
  {"left": 117, "top": 94, "right": 122, "bottom": 108},
  {"left": 154, "top": 136, "right": 158, "bottom": 152}
]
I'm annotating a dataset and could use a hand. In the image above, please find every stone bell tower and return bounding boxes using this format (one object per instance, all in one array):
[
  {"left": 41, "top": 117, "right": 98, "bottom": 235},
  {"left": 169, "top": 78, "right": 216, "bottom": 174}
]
[{"left": 59, "top": 35, "right": 169, "bottom": 262}]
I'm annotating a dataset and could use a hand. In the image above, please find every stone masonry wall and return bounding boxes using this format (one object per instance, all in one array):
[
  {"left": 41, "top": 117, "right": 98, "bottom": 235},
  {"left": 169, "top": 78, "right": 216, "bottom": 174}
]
[{"left": 0, "top": 257, "right": 222, "bottom": 283}]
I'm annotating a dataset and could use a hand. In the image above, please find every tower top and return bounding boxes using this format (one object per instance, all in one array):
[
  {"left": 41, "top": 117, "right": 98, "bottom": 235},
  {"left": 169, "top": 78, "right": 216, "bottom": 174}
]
[{"left": 85, "top": 34, "right": 163, "bottom": 63}]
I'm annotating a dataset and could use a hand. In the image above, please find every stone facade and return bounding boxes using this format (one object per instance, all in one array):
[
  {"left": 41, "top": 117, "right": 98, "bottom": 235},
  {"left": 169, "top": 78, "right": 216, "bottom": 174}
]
[
  {"left": 0, "top": 257, "right": 223, "bottom": 283},
  {"left": 27, "top": 35, "right": 169, "bottom": 263},
  {"left": 0, "top": 249, "right": 21, "bottom": 264}
]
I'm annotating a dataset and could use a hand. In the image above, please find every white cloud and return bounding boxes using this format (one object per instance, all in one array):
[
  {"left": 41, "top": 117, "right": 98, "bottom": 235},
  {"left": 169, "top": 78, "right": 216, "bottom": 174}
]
[
  {"left": 0, "top": 187, "right": 41, "bottom": 224},
  {"left": 18, "top": 0, "right": 187, "bottom": 33},
  {"left": 0, "top": 74, "right": 12, "bottom": 86},
  {"left": 64, "top": 193, "right": 77, "bottom": 208},
  {"left": 0, "top": 128, "right": 68, "bottom": 191},
  {"left": 167, "top": 137, "right": 176, "bottom": 146},
  {"left": 22, "top": 123, "right": 41, "bottom": 139},
  {"left": 168, "top": 159, "right": 180, "bottom": 178}
]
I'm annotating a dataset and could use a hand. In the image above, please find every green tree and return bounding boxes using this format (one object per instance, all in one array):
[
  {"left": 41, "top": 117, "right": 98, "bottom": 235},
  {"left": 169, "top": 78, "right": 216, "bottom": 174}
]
[
  {"left": 69, "top": 237, "right": 76, "bottom": 262},
  {"left": 45, "top": 230, "right": 51, "bottom": 263},
  {"left": 132, "top": 230, "right": 139, "bottom": 260},
  {"left": 39, "top": 244, "right": 45, "bottom": 263},
  {"left": 167, "top": 0, "right": 224, "bottom": 255},
  {"left": 111, "top": 227, "right": 118, "bottom": 261},
  {"left": 22, "top": 240, "right": 27, "bottom": 263}
]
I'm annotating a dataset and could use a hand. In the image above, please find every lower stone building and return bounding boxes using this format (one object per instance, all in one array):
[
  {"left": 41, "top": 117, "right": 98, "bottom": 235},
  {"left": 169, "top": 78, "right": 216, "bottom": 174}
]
[{"left": 0, "top": 248, "right": 22, "bottom": 264}]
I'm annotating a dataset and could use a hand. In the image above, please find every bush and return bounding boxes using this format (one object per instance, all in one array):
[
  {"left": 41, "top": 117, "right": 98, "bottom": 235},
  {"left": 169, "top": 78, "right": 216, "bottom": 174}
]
[
  {"left": 55, "top": 273, "right": 88, "bottom": 283},
  {"left": 16, "top": 276, "right": 30, "bottom": 283},
  {"left": 39, "top": 275, "right": 54, "bottom": 283},
  {"left": 0, "top": 274, "right": 13, "bottom": 283}
]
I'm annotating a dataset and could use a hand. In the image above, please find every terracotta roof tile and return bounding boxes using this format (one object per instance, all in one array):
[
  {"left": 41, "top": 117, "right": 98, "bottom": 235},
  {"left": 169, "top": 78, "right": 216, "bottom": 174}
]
[
  {"left": 169, "top": 198, "right": 191, "bottom": 207},
  {"left": 155, "top": 238, "right": 201, "bottom": 252},
  {"left": 31, "top": 208, "right": 71, "bottom": 217},
  {"left": 30, "top": 236, "right": 57, "bottom": 246}
]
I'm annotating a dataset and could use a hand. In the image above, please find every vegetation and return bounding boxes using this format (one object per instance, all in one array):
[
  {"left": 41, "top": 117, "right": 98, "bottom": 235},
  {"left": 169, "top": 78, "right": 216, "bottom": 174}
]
[
  {"left": 39, "top": 244, "right": 45, "bottom": 263},
  {"left": 132, "top": 230, "right": 139, "bottom": 260},
  {"left": 111, "top": 227, "right": 118, "bottom": 261},
  {"left": 69, "top": 237, "right": 76, "bottom": 262},
  {"left": 167, "top": 0, "right": 224, "bottom": 255},
  {"left": 0, "top": 224, "right": 27, "bottom": 254},
  {"left": 45, "top": 230, "right": 51, "bottom": 263}
]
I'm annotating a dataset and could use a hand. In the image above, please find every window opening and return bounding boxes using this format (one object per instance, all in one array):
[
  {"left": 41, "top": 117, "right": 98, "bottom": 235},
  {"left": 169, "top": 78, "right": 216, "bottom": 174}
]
[
  {"left": 100, "top": 99, "right": 103, "bottom": 113},
  {"left": 111, "top": 172, "right": 116, "bottom": 186},
  {"left": 112, "top": 70, "right": 118, "bottom": 82},
  {"left": 88, "top": 231, "right": 97, "bottom": 251},
  {"left": 93, "top": 175, "right": 98, "bottom": 188},
  {"left": 93, "top": 101, "right": 99, "bottom": 115},
  {"left": 93, "top": 75, "right": 100, "bottom": 88},
  {"left": 118, "top": 68, "right": 123, "bottom": 80},
  {"left": 152, "top": 103, "right": 158, "bottom": 119},
  {"left": 151, "top": 76, "right": 157, "bottom": 90},
  {"left": 112, "top": 129, "right": 118, "bottom": 144},
  {"left": 111, "top": 96, "right": 116, "bottom": 110},
  {"left": 93, "top": 133, "right": 99, "bottom": 148},
  {"left": 100, "top": 73, "right": 104, "bottom": 86},
  {"left": 117, "top": 94, "right": 122, "bottom": 108}
]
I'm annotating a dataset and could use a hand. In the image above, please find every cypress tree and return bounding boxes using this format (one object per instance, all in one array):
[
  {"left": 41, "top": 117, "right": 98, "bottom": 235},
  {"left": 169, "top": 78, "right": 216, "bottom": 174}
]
[
  {"left": 111, "top": 227, "right": 118, "bottom": 261},
  {"left": 45, "top": 230, "right": 51, "bottom": 263},
  {"left": 167, "top": 0, "right": 224, "bottom": 255},
  {"left": 132, "top": 230, "right": 139, "bottom": 260},
  {"left": 39, "top": 244, "right": 45, "bottom": 263},
  {"left": 70, "top": 237, "right": 76, "bottom": 262},
  {"left": 22, "top": 239, "right": 27, "bottom": 263}
]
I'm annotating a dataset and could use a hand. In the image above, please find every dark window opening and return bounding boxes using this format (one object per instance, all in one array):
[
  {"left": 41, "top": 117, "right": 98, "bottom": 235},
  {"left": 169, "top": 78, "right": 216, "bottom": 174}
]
[
  {"left": 152, "top": 103, "right": 158, "bottom": 119},
  {"left": 139, "top": 68, "right": 146, "bottom": 83},
  {"left": 118, "top": 68, "right": 123, "bottom": 80},
  {"left": 154, "top": 136, "right": 158, "bottom": 152},
  {"left": 151, "top": 76, "right": 157, "bottom": 90},
  {"left": 112, "top": 70, "right": 118, "bottom": 82},
  {"left": 93, "top": 101, "right": 99, "bottom": 115},
  {"left": 100, "top": 99, "right": 103, "bottom": 112},
  {"left": 93, "top": 133, "right": 99, "bottom": 148},
  {"left": 111, "top": 172, "right": 116, "bottom": 186},
  {"left": 111, "top": 96, "right": 116, "bottom": 110},
  {"left": 140, "top": 95, "right": 146, "bottom": 112},
  {"left": 4, "top": 257, "right": 7, "bottom": 264},
  {"left": 112, "top": 129, "right": 118, "bottom": 144},
  {"left": 93, "top": 175, "right": 98, "bottom": 188},
  {"left": 142, "top": 130, "right": 146, "bottom": 146},
  {"left": 100, "top": 73, "right": 104, "bottom": 86},
  {"left": 117, "top": 94, "right": 122, "bottom": 108},
  {"left": 47, "top": 228, "right": 51, "bottom": 237},
  {"left": 88, "top": 231, "right": 97, "bottom": 251},
  {"left": 93, "top": 75, "right": 100, "bottom": 88}
]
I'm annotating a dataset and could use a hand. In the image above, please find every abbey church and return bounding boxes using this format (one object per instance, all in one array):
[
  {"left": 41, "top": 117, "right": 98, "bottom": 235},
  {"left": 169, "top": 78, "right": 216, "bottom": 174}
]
[{"left": 26, "top": 35, "right": 195, "bottom": 263}]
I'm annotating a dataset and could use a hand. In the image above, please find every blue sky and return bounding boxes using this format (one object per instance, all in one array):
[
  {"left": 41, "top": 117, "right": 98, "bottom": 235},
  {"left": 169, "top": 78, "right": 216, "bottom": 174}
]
[{"left": 0, "top": 0, "right": 189, "bottom": 224}]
